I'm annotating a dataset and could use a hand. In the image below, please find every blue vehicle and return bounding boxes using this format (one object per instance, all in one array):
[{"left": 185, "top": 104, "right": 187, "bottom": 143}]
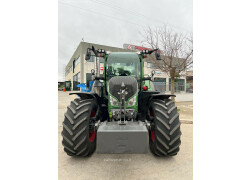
[{"left": 77, "top": 81, "right": 94, "bottom": 92}]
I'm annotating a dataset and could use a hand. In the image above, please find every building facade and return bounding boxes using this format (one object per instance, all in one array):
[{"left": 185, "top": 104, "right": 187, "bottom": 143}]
[{"left": 65, "top": 42, "right": 187, "bottom": 93}]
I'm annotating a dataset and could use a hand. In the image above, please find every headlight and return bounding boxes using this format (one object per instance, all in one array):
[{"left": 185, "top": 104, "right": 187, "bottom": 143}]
[
  {"left": 128, "top": 96, "right": 136, "bottom": 106},
  {"left": 110, "top": 96, "right": 118, "bottom": 106}
]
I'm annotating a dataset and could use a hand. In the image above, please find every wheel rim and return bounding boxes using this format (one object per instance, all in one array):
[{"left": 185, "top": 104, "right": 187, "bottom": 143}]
[
  {"left": 150, "top": 130, "right": 155, "bottom": 142},
  {"left": 89, "top": 110, "right": 96, "bottom": 142},
  {"left": 89, "top": 131, "right": 96, "bottom": 142},
  {"left": 150, "top": 111, "right": 155, "bottom": 142}
]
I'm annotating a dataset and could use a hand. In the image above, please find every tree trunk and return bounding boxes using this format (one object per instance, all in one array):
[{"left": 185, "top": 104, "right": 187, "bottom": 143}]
[{"left": 170, "top": 68, "right": 176, "bottom": 101}]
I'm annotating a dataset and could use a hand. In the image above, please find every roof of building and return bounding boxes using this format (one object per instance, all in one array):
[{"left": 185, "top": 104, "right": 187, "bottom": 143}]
[{"left": 65, "top": 42, "right": 134, "bottom": 70}]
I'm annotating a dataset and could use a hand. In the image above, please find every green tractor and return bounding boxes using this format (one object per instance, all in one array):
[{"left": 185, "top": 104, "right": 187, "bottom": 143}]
[{"left": 61, "top": 46, "right": 181, "bottom": 157}]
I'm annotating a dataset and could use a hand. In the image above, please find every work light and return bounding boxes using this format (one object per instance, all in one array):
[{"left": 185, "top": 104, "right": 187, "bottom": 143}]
[
  {"left": 128, "top": 96, "right": 136, "bottom": 106},
  {"left": 110, "top": 95, "right": 118, "bottom": 106}
]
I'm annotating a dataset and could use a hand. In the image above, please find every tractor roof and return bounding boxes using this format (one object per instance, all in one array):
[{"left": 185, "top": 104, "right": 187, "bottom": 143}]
[{"left": 108, "top": 52, "right": 140, "bottom": 61}]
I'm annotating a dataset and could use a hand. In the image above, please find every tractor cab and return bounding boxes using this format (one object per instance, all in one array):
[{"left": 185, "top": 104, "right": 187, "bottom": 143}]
[{"left": 106, "top": 52, "right": 141, "bottom": 80}]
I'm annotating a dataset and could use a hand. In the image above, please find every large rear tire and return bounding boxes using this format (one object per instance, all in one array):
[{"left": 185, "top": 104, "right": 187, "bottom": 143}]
[
  {"left": 61, "top": 98, "right": 98, "bottom": 157},
  {"left": 149, "top": 99, "right": 181, "bottom": 156}
]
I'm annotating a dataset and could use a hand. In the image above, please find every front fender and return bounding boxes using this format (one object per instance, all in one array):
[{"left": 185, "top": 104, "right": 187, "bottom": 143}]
[
  {"left": 69, "top": 92, "right": 99, "bottom": 100},
  {"left": 149, "top": 93, "right": 176, "bottom": 100},
  {"left": 138, "top": 91, "right": 176, "bottom": 120}
]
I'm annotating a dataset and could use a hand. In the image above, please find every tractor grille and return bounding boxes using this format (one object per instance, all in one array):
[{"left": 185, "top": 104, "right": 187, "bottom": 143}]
[{"left": 109, "top": 76, "right": 137, "bottom": 101}]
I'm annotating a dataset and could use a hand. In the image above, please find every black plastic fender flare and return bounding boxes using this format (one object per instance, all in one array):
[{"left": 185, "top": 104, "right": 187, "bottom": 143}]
[
  {"left": 138, "top": 91, "right": 176, "bottom": 120},
  {"left": 69, "top": 92, "right": 99, "bottom": 100},
  {"left": 69, "top": 92, "right": 102, "bottom": 121},
  {"left": 149, "top": 93, "right": 176, "bottom": 101},
  {"left": 147, "top": 93, "right": 176, "bottom": 106}
]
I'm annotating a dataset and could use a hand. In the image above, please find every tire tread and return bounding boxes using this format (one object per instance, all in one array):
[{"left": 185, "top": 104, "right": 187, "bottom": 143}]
[
  {"left": 61, "top": 98, "right": 97, "bottom": 157},
  {"left": 149, "top": 99, "right": 181, "bottom": 157}
]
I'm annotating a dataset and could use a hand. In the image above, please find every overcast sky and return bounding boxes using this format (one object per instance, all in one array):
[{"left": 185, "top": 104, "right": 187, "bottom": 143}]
[{"left": 58, "top": 0, "right": 193, "bottom": 81}]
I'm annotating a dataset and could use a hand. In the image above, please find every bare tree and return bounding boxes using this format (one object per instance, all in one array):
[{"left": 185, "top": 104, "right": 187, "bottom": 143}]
[{"left": 140, "top": 25, "right": 193, "bottom": 101}]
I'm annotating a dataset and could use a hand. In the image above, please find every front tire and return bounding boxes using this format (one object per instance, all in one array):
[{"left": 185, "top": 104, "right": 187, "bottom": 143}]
[
  {"left": 61, "top": 98, "right": 98, "bottom": 157},
  {"left": 149, "top": 99, "right": 182, "bottom": 156}
]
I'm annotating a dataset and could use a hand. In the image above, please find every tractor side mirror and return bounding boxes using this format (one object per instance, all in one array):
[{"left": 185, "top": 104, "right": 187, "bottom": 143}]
[
  {"left": 151, "top": 70, "right": 155, "bottom": 77},
  {"left": 85, "top": 49, "right": 91, "bottom": 60},
  {"left": 155, "top": 52, "right": 161, "bottom": 60}
]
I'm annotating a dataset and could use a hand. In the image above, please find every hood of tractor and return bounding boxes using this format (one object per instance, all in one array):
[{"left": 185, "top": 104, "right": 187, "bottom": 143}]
[{"left": 109, "top": 76, "right": 137, "bottom": 102}]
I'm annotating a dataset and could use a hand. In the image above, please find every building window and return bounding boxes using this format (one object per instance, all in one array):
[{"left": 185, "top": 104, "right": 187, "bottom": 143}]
[
  {"left": 153, "top": 78, "right": 166, "bottom": 92},
  {"left": 86, "top": 73, "right": 92, "bottom": 88},
  {"left": 154, "top": 70, "right": 162, "bottom": 74},
  {"left": 78, "top": 72, "right": 80, "bottom": 82},
  {"left": 73, "top": 56, "right": 80, "bottom": 73},
  {"left": 75, "top": 56, "right": 80, "bottom": 67},
  {"left": 87, "top": 56, "right": 94, "bottom": 62},
  {"left": 99, "top": 57, "right": 104, "bottom": 63},
  {"left": 73, "top": 72, "right": 80, "bottom": 82},
  {"left": 147, "top": 62, "right": 156, "bottom": 69},
  {"left": 87, "top": 56, "right": 104, "bottom": 63},
  {"left": 65, "top": 65, "right": 72, "bottom": 76},
  {"left": 169, "top": 78, "right": 185, "bottom": 92},
  {"left": 73, "top": 72, "right": 80, "bottom": 91}
]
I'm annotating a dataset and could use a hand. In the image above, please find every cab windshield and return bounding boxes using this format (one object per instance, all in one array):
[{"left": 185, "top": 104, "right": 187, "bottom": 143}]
[{"left": 106, "top": 53, "right": 141, "bottom": 80}]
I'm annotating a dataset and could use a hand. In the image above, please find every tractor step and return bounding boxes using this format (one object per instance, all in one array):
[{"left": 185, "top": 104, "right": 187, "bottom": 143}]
[{"left": 96, "top": 121, "right": 148, "bottom": 154}]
